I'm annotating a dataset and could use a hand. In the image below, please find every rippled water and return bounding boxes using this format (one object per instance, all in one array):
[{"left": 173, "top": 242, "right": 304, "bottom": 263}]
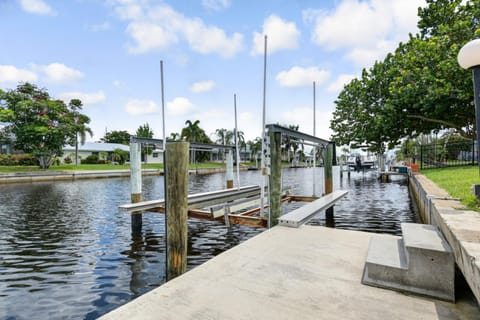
[{"left": 0, "top": 167, "right": 417, "bottom": 319}]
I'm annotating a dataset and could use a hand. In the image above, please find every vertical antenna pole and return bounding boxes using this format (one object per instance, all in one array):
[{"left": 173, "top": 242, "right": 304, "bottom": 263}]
[
  {"left": 260, "top": 35, "right": 268, "bottom": 221},
  {"left": 234, "top": 94, "right": 241, "bottom": 190},
  {"left": 313, "top": 81, "right": 316, "bottom": 197},
  {"left": 161, "top": 60, "right": 166, "bottom": 151}
]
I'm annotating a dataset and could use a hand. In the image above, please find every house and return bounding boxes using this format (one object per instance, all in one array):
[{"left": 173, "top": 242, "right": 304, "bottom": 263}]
[
  {"left": 62, "top": 142, "right": 130, "bottom": 163},
  {"left": 62, "top": 142, "right": 164, "bottom": 164},
  {"left": 144, "top": 148, "right": 164, "bottom": 164}
]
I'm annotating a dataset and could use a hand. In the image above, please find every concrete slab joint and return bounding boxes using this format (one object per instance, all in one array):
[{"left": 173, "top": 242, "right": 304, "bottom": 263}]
[{"left": 362, "top": 222, "right": 455, "bottom": 302}]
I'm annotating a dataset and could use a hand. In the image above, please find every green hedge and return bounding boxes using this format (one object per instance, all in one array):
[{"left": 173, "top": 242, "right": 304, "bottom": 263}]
[{"left": 0, "top": 154, "right": 38, "bottom": 166}]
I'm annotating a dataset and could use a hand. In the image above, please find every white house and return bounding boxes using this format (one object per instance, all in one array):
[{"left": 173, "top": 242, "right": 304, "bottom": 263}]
[
  {"left": 144, "top": 148, "right": 164, "bottom": 164},
  {"left": 62, "top": 142, "right": 164, "bottom": 164},
  {"left": 62, "top": 142, "right": 130, "bottom": 163}
]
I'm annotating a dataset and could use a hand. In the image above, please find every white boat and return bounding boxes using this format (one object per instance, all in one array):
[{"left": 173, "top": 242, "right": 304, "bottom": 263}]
[{"left": 347, "top": 154, "right": 377, "bottom": 171}]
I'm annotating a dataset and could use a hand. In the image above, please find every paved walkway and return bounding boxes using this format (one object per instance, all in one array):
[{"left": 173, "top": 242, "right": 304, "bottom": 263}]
[{"left": 100, "top": 226, "right": 478, "bottom": 320}]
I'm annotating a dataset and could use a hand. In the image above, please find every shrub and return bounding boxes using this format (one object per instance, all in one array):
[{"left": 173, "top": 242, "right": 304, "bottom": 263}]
[
  {"left": 97, "top": 159, "right": 106, "bottom": 164},
  {"left": 64, "top": 156, "right": 72, "bottom": 164},
  {"left": 84, "top": 154, "right": 99, "bottom": 164},
  {"left": 15, "top": 154, "right": 38, "bottom": 166},
  {"left": 0, "top": 154, "right": 17, "bottom": 166}
]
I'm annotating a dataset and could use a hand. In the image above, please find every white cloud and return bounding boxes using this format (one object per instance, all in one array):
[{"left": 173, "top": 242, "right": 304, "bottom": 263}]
[
  {"left": 19, "top": 0, "right": 55, "bottom": 15},
  {"left": 182, "top": 21, "right": 243, "bottom": 58},
  {"left": 307, "top": 0, "right": 424, "bottom": 66},
  {"left": 125, "top": 99, "right": 158, "bottom": 115},
  {"left": 112, "top": 2, "right": 243, "bottom": 58},
  {"left": 34, "top": 63, "right": 84, "bottom": 83},
  {"left": 276, "top": 66, "right": 330, "bottom": 88},
  {"left": 327, "top": 74, "right": 357, "bottom": 93},
  {"left": 113, "top": 2, "right": 143, "bottom": 20},
  {"left": 57, "top": 91, "right": 106, "bottom": 105},
  {"left": 127, "top": 21, "right": 178, "bottom": 53},
  {"left": 202, "top": 0, "right": 231, "bottom": 11},
  {"left": 0, "top": 65, "right": 37, "bottom": 83},
  {"left": 167, "top": 97, "right": 194, "bottom": 116},
  {"left": 190, "top": 80, "right": 216, "bottom": 93},
  {"left": 251, "top": 15, "right": 300, "bottom": 55}
]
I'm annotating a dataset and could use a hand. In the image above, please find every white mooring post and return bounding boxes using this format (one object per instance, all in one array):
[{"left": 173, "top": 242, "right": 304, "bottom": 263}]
[
  {"left": 130, "top": 142, "right": 142, "bottom": 235},
  {"left": 226, "top": 150, "right": 234, "bottom": 189}
]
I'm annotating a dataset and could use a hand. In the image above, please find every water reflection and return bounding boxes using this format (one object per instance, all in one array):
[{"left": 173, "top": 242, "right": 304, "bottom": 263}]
[{"left": 0, "top": 167, "right": 417, "bottom": 319}]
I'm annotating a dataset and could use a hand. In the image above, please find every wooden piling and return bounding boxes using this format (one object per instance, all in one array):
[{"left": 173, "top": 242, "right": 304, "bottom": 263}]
[
  {"left": 130, "top": 142, "right": 142, "bottom": 235},
  {"left": 269, "top": 131, "right": 282, "bottom": 227},
  {"left": 324, "top": 143, "right": 334, "bottom": 218},
  {"left": 166, "top": 141, "right": 189, "bottom": 281},
  {"left": 226, "top": 150, "right": 234, "bottom": 189}
]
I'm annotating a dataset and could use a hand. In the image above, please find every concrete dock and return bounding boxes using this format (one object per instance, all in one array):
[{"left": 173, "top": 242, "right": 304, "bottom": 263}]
[{"left": 100, "top": 225, "right": 478, "bottom": 319}]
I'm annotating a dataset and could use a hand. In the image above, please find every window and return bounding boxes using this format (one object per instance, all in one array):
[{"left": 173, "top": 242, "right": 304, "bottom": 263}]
[{"left": 153, "top": 153, "right": 158, "bottom": 158}]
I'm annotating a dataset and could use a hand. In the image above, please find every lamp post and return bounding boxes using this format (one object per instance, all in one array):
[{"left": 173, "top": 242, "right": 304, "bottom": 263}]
[{"left": 458, "top": 39, "right": 480, "bottom": 170}]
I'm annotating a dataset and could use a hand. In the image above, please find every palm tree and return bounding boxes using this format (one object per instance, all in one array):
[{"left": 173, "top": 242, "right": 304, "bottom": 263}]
[
  {"left": 169, "top": 132, "right": 180, "bottom": 141},
  {"left": 249, "top": 137, "right": 262, "bottom": 167},
  {"left": 233, "top": 129, "right": 245, "bottom": 163},
  {"left": 181, "top": 120, "right": 212, "bottom": 163},
  {"left": 69, "top": 99, "right": 92, "bottom": 165},
  {"left": 181, "top": 120, "right": 201, "bottom": 142}
]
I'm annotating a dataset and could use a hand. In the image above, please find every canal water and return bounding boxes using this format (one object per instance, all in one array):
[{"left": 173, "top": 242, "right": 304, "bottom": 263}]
[{"left": 0, "top": 167, "right": 417, "bottom": 319}]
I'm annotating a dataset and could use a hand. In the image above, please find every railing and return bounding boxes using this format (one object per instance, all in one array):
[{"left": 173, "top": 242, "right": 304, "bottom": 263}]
[{"left": 419, "top": 140, "right": 477, "bottom": 170}]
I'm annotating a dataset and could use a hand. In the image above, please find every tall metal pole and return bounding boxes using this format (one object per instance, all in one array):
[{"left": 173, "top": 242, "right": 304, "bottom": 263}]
[
  {"left": 473, "top": 68, "right": 480, "bottom": 172},
  {"left": 234, "top": 94, "right": 241, "bottom": 190},
  {"left": 161, "top": 60, "right": 166, "bottom": 150},
  {"left": 260, "top": 35, "right": 268, "bottom": 219},
  {"left": 313, "top": 81, "right": 316, "bottom": 197},
  {"left": 160, "top": 60, "right": 169, "bottom": 278}
]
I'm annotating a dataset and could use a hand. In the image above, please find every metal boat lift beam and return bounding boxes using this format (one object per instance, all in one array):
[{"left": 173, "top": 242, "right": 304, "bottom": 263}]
[
  {"left": 130, "top": 136, "right": 234, "bottom": 151},
  {"left": 119, "top": 185, "right": 261, "bottom": 213},
  {"left": 265, "top": 124, "right": 331, "bottom": 146}
]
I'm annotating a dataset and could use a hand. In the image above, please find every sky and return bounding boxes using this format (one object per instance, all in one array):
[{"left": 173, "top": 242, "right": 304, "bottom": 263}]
[{"left": 0, "top": 0, "right": 425, "bottom": 143}]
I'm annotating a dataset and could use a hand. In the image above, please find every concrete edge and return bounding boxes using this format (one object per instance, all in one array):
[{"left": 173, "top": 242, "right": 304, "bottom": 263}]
[{"left": 409, "top": 172, "right": 480, "bottom": 305}]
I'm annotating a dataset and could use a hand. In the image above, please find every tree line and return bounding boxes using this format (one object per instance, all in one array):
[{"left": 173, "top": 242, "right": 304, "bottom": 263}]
[
  {"left": 0, "top": 83, "right": 305, "bottom": 168},
  {"left": 330, "top": 0, "right": 480, "bottom": 155}
]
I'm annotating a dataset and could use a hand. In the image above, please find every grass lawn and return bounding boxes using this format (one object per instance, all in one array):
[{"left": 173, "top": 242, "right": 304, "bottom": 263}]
[
  {"left": 421, "top": 166, "right": 480, "bottom": 210},
  {"left": 0, "top": 162, "right": 226, "bottom": 173}
]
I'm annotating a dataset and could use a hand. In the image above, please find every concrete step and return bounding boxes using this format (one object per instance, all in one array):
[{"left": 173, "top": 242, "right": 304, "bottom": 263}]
[
  {"left": 362, "top": 223, "right": 455, "bottom": 302},
  {"left": 362, "top": 235, "right": 408, "bottom": 289},
  {"left": 402, "top": 222, "right": 452, "bottom": 255}
]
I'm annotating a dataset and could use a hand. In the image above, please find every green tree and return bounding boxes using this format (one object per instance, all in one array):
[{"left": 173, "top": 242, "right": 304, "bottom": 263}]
[
  {"left": 180, "top": 120, "right": 212, "bottom": 162},
  {"left": 0, "top": 83, "right": 89, "bottom": 169},
  {"left": 247, "top": 137, "right": 262, "bottom": 167},
  {"left": 68, "top": 99, "right": 92, "bottom": 165},
  {"left": 101, "top": 130, "right": 131, "bottom": 145},
  {"left": 215, "top": 128, "right": 230, "bottom": 162},
  {"left": 112, "top": 148, "right": 128, "bottom": 164},
  {"left": 169, "top": 132, "right": 180, "bottom": 141},
  {"left": 330, "top": 0, "right": 479, "bottom": 151},
  {"left": 136, "top": 123, "right": 154, "bottom": 163}
]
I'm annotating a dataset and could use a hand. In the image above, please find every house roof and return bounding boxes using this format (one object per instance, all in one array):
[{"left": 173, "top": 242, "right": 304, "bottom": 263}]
[{"left": 63, "top": 142, "right": 130, "bottom": 152}]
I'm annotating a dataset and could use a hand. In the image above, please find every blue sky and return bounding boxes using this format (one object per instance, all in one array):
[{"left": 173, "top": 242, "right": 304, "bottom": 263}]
[{"left": 0, "top": 0, "right": 424, "bottom": 142}]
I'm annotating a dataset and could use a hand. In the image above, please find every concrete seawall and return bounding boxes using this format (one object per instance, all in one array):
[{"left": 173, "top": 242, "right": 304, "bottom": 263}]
[
  {"left": 0, "top": 167, "right": 248, "bottom": 184},
  {"left": 0, "top": 169, "right": 162, "bottom": 184},
  {"left": 409, "top": 172, "right": 480, "bottom": 304}
]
